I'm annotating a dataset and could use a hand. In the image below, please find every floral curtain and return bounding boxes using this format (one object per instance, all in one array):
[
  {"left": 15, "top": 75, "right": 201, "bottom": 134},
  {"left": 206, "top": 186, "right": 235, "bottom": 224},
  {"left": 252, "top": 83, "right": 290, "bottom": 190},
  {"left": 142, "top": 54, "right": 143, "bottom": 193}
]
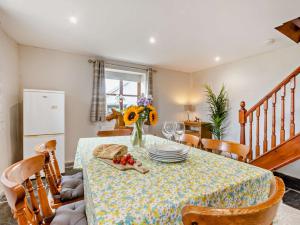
[{"left": 90, "top": 60, "right": 106, "bottom": 122}]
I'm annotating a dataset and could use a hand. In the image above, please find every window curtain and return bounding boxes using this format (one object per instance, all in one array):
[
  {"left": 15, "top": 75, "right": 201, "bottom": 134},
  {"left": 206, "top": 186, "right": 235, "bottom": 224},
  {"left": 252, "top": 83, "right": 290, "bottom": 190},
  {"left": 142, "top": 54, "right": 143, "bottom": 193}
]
[
  {"left": 146, "top": 68, "right": 153, "bottom": 97},
  {"left": 90, "top": 60, "right": 106, "bottom": 122}
]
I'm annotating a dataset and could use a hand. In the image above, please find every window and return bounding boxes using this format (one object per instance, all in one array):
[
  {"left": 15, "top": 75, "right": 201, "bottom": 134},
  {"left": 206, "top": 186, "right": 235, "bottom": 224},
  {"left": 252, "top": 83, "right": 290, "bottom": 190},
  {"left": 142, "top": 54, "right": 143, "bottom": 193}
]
[{"left": 105, "top": 68, "right": 145, "bottom": 113}]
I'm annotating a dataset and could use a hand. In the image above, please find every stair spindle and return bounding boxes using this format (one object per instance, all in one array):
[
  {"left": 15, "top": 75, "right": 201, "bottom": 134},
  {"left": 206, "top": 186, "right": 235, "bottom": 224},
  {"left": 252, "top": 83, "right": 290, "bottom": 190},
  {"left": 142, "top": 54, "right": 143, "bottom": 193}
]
[
  {"left": 290, "top": 77, "right": 295, "bottom": 137},
  {"left": 280, "top": 86, "right": 286, "bottom": 143},
  {"left": 256, "top": 107, "right": 260, "bottom": 157},
  {"left": 263, "top": 100, "right": 268, "bottom": 153},
  {"left": 249, "top": 112, "right": 253, "bottom": 160},
  {"left": 239, "top": 101, "right": 247, "bottom": 144},
  {"left": 271, "top": 93, "right": 277, "bottom": 148}
]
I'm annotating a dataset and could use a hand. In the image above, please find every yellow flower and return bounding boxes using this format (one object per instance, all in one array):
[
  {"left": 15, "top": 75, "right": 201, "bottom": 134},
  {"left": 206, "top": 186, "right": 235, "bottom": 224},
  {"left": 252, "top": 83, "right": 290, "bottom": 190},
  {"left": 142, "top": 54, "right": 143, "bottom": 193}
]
[
  {"left": 123, "top": 107, "right": 139, "bottom": 125},
  {"left": 147, "top": 104, "right": 156, "bottom": 112},
  {"left": 149, "top": 110, "right": 158, "bottom": 125},
  {"left": 138, "top": 106, "right": 144, "bottom": 113}
]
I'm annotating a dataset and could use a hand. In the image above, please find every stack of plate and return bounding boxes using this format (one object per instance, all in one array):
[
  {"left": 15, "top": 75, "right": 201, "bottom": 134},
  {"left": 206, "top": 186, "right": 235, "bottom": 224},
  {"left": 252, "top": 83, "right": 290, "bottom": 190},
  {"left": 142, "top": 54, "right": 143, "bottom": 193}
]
[{"left": 147, "top": 144, "right": 189, "bottom": 163}]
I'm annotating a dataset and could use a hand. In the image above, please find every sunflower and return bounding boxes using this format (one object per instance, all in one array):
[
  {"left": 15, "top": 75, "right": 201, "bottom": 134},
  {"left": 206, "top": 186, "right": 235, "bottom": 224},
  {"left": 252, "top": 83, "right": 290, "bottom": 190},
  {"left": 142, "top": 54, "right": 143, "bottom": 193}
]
[
  {"left": 137, "top": 106, "right": 144, "bottom": 113},
  {"left": 149, "top": 110, "right": 158, "bottom": 125},
  {"left": 123, "top": 107, "right": 139, "bottom": 125},
  {"left": 147, "top": 104, "right": 156, "bottom": 112}
]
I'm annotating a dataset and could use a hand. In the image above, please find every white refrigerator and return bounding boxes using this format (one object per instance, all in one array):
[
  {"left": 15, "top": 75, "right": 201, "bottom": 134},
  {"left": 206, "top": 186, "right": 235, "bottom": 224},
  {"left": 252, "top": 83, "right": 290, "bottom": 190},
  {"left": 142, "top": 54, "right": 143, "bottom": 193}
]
[{"left": 23, "top": 89, "right": 65, "bottom": 173}]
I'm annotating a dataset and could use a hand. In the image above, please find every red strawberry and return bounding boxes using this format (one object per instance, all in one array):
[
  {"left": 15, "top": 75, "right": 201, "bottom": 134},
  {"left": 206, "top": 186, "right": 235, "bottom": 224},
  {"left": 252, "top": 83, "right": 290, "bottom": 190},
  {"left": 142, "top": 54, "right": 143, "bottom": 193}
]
[
  {"left": 128, "top": 158, "right": 134, "bottom": 165},
  {"left": 125, "top": 154, "right": 132, "bottom": 161},
  {"left": 120, "top": 158, "right": 127, "bottom": 165},
  {"left": 113, "top": 157, "right": 121, "bottom": 164}
]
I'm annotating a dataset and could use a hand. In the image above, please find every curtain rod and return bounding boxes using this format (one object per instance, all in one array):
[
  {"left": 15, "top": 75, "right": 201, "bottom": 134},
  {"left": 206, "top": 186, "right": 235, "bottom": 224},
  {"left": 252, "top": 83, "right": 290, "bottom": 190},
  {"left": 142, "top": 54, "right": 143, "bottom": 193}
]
[{"left": 88, "top": 59, "right": 156, "bottom": 72}]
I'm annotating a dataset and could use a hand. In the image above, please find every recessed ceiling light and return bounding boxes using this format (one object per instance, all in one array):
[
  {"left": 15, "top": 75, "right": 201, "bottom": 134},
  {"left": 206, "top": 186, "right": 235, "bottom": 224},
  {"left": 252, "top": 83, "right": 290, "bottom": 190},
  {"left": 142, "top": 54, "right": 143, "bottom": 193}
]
[
  {"left": 214, "top": 56, "right": 221, "bottom": 62},
  {"left": 149, "top": 37, "right": 156, "bottom": 44},
  {"left": 69, "top": 16, "right": 78, "bottom": 24},
  {"left": 264, "top": 38, "right": 276, "bottom": 45}
]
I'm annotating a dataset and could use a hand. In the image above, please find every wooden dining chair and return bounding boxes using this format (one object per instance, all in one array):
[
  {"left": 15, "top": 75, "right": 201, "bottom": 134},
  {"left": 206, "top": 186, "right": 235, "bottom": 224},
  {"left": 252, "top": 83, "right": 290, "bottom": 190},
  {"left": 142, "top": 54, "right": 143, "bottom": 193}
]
[
  {"left": 97, "top": 128, "right": 132, "bottom": 137},
  {"left": 180, "top": 134, "right": 200, "bottom": 147},
  {"left": 201, "top": 138, "right": 250, "bottom": 162},
  {"left": 35, "top": 140, "right": 84, "bottom": 209},
  {"left": 0, "top": 154, "right": 87, "bottom": 225},
  {"left": 182, "top": 176, "right": 285, "bottom": 225}
]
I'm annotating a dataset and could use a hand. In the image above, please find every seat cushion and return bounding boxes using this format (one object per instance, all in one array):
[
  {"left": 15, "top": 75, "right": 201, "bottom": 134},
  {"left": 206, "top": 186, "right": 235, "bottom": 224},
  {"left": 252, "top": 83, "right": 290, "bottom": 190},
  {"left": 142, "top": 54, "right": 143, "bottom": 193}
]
[
  {"left": 61, "top": 172, "right": 83, "bottom": 184},
  {"left": 60, "top": 178, "right": 84, "bottom": 202},
  {"left": 50, "top": 200, "right": 87, "bottom": 225}
]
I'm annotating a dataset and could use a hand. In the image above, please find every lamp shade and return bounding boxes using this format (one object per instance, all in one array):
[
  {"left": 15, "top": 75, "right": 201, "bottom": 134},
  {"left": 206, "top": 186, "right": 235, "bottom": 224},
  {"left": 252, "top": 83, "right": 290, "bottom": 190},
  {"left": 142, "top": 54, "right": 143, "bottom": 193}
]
[{"left": 184, "top": 104, "right": 195, "bottom": 112}]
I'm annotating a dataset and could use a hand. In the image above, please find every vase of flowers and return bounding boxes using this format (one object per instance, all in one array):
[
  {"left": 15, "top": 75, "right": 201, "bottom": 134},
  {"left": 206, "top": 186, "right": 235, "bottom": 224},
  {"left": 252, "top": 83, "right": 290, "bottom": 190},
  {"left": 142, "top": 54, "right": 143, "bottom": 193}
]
[{"left": 123, "top": 96, "right": 158, "bottom": 147}]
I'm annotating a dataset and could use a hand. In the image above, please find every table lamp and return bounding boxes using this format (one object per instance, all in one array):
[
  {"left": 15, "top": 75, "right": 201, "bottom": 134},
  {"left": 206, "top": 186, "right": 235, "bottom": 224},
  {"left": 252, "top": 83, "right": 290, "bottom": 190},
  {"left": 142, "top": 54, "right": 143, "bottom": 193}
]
[{"left": 184, "top": 104, "right": 195, "bottom": 121}]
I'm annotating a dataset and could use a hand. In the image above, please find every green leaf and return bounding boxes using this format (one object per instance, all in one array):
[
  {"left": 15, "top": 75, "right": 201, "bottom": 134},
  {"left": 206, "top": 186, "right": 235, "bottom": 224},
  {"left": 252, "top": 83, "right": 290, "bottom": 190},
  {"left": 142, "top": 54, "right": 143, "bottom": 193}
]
[{"left": 204, "top": 84, "right": 229, "bottom": 140}]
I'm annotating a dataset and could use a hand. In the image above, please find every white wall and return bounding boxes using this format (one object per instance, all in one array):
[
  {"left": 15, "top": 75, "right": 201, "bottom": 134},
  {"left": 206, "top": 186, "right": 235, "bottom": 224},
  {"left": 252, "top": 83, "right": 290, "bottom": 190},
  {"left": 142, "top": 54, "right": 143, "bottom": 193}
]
[
  {"left": 191, "top": 45, "right": 300, "bottom": 178},
  {"left": 0, "top": 27, "right": 20, "bottom": 177},
  {"left": 20, "top": 46, "right": 190, "bottom": 162}
]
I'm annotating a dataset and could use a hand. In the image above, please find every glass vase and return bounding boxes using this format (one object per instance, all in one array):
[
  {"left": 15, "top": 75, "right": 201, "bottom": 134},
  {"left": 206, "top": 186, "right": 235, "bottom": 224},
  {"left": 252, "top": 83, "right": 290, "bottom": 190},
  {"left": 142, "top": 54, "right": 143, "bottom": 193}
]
[{"left": 131, "top": 120, "right": 145, "bottom": 147}]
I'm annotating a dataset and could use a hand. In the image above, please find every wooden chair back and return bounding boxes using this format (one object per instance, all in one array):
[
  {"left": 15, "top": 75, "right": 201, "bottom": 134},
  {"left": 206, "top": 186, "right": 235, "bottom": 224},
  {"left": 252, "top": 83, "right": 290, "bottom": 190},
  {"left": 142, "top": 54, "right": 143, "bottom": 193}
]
[
  {"left": 1, "top": 154, "right": 54, "bottom": 225},
  {"left": 35, "top": 140, "right": 62, "bottom": 186},
  {"left": 201, "top": 138, "right": 250, "bottom": 162},
  {"left": 180, "top": 134, "right": 200, "bottom": 147},
  {"left": 35, "top": 140, "right": 84, "bottom": 208},
  {"left": 97, "top": 129, "right": 132, "bottom": 137},
  {"left": 182, "top": 176, "right": 285, "bottom": 225}
]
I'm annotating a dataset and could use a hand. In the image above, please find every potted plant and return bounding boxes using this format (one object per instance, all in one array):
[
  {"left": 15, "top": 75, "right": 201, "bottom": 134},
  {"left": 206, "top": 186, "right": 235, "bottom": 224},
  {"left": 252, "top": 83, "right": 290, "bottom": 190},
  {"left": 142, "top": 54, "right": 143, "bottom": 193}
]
[{"left": 204, "top": 85, "right": 229, "bottom": 140}]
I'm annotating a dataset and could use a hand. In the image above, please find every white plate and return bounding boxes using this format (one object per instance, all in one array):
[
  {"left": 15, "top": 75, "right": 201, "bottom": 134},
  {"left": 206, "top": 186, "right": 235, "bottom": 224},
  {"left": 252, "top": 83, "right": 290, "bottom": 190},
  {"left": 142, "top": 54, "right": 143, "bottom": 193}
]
[
  {"left": 148, "top": 153, "right": 188, "bottom": 160},
  {"left": 149, "top": 155, "right": 187, "bottom": 163},
  {"left": 148, "top": 147, "right": 189, "bottom": 156},
  {"left": 155, "top": 144, "right": 184, "bottom": 152},
  {"left": 148, "top": 151, "right": 188, "bottom": 158}
]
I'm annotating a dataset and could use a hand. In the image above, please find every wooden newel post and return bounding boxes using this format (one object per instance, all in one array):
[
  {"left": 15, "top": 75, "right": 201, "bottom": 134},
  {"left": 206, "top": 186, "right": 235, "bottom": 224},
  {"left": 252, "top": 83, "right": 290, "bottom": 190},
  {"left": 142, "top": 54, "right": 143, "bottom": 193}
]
[{"left": 239, "top": 101, "right": 247, "bottom": 144}]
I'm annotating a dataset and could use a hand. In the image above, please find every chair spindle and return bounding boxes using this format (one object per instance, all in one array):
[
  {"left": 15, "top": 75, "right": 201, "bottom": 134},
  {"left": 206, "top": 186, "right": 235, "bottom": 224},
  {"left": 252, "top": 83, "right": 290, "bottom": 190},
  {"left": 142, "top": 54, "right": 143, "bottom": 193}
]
[
  {"left": 51, "top": 151, "right": 62, "bottom": 184},
  {"left": 43, "top": 157, "right": 60, "bottom": 196},
  {"left": 25, "top": 179, "right": 43, "bottom": 224},
  {"left": 35, "top": 172, "right": 53, "bottom": 219}
]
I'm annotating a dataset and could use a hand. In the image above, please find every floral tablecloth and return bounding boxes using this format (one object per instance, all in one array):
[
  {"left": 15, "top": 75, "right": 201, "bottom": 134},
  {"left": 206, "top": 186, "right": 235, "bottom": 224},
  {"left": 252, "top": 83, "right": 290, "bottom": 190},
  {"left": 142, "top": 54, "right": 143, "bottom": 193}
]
[{"left": 74, "top": 135, "right": 273, "bottom": 225}]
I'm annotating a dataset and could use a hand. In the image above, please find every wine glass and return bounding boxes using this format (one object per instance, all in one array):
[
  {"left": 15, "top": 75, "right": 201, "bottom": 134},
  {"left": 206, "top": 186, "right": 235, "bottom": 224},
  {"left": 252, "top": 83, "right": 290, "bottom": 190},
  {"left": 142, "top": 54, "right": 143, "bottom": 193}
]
[
  {"left": 162, "top": 121, "right": 175, "bottom": 140},
  {"left": 174, "top": 122, "right": 185, "bottom": 142}
]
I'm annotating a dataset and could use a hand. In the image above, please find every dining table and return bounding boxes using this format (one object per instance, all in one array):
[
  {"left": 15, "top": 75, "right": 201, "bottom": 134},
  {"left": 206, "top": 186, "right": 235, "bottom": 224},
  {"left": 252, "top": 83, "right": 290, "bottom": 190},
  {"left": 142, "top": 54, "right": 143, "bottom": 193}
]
[{"left": 74, "top": 134, "right": 274, "bottom": 225}]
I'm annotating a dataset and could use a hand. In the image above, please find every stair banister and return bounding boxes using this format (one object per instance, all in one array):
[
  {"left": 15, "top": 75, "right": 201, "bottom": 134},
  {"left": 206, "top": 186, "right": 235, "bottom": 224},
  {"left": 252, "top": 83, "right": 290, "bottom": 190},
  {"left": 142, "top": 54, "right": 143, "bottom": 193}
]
[{"left": 239, "top": 66, "right": 300, "bottom": 164}]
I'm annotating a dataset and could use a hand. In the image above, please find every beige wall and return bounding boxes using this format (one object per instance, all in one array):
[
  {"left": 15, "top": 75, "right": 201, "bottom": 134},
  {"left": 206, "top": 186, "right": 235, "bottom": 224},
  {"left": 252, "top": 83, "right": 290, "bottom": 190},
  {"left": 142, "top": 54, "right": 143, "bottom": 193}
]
[
  {"left": 152, "top": 67, "right": 191, "bottom": 134},
  {"left": 191, "top": 45, "right": 300, "bottom": 178},
  {"left": 20, "top": 46, "right": 97, "bottom": 162},
  {"left": 0, "top": 27, "right": 20, "bottom": 177},
  {"left": 16, "top": 44, "right": 300, "bottom": 178},
  {"left": 20, "top": 46, "right": 190, "bottom": 162}
]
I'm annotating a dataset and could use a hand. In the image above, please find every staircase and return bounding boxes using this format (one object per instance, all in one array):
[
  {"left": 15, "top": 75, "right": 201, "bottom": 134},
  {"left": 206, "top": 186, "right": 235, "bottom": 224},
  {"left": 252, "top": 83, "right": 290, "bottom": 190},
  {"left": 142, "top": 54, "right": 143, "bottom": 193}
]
[{"left": 239, "top": 66, "right": 300, "bottom": 170}]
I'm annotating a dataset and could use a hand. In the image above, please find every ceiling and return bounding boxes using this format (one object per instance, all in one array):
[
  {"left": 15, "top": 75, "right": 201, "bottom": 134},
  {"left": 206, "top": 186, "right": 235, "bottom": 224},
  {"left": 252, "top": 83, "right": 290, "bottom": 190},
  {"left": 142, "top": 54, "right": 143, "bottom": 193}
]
[{"left": 0, "top": 0, "right": 299, "bottom": 72}]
